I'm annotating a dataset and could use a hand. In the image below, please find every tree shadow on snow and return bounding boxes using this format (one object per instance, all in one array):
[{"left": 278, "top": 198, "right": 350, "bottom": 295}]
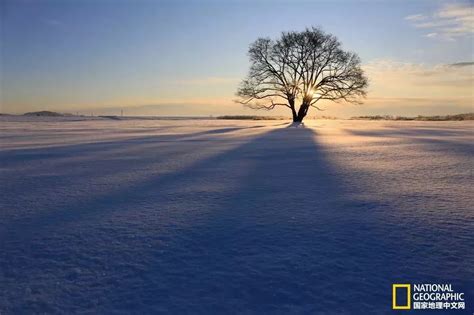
[{"left": 1, "top": 127, "right": 473, "bottom": 314}]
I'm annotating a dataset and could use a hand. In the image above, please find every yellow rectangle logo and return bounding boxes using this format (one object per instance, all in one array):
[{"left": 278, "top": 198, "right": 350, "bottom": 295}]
[{"left": 393, "top": 284, "right": 411, "bottom": 310}]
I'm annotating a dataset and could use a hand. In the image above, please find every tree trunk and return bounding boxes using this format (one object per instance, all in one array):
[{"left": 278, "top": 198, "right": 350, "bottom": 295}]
[
  {"left": 289, "top": 98, "right": 297, "bottom": 122},
  {"left": 294, "top": 103, "right": 309, "bottom": 122}
]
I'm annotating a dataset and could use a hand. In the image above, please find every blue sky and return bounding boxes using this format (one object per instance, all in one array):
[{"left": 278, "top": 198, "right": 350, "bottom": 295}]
[{"left": 1, "top": 0, "right": 473, "bottom": 116}]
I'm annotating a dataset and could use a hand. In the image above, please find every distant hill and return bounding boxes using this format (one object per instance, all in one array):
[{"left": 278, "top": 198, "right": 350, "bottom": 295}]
[
  {"left": 23, "top": 111, "right": 66, "bottom": 117},
  {"left": 351, "top": 113, "right": 474, "bottom": 121}
]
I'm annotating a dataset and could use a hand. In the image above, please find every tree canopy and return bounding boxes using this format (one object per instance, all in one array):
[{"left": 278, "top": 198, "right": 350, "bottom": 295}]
[{"left": 236, "top": 27, "right": 368, "bottom": 122}]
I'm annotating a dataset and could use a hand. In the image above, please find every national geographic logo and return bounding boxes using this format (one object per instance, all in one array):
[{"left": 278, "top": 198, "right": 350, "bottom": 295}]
[
  {"left": 392, "top": 284, "right": 466, "bottom": 311},
  {"left": 393, "top": 284, "right": 411, "bottom": 310}
]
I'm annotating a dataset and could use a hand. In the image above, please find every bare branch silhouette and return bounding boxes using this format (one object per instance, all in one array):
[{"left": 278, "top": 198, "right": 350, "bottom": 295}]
[{"left": 235, "top": 27, "right": 368, "bottom": 122}]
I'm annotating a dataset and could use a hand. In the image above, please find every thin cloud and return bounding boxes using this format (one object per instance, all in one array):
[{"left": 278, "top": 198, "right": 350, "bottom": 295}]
[
  {"left": 448, "top": 61, "right": 474, "bottom": 67},
  {"left": 425, "top": 32, "right": 438, "bottom": 38},
  {"left": 405, "top": 14, "right": 426, "bottom": 21},
  {"left": 405, "top": 2, "right": 473, "bottom": 40},
  {"left": 363, "top": 59, "right": 473, "bottom": 107},
  {"left": 174, "top": 77, "right": 239, "bottom": 86}
]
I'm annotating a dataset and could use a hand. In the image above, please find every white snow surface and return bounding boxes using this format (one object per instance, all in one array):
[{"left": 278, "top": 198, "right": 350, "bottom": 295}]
[{"left": 0, "top": 118, "right": 473, "bottom": 314}]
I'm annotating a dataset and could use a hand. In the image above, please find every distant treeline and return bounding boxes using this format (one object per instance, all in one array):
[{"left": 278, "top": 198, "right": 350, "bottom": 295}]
[
  {"left": 351, "top": 113, "right": 474, "bottom": 121},
  {"left": 216, "top": 115, "right": 288, "bottom": 120},
  {"left": 13, "top": 111, "right": 474, "bottom": 121},
  {"left": 216, "top": 115, "right": 341, "bottom": 120}
]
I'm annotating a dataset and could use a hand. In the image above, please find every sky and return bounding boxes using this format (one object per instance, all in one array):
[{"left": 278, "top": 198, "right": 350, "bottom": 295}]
[{"left": 1, "top": 0, "right": 473, "bottom": 117}]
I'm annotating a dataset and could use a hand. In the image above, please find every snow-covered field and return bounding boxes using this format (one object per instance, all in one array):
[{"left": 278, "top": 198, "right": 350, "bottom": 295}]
[{"left": 0, "top": 117, "right": 473, "bottom": 314}]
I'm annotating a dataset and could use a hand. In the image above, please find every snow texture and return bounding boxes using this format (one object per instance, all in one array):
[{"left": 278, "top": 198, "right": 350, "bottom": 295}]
[{"left": 0, "top": 118, "right": 473, "bottom": 314}]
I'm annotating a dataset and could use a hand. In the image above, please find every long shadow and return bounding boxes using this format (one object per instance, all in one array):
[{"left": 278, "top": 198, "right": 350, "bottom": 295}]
[
  {"left": 0, "top": 125, "right": 269, "bottom": 221},
  {"left": 0, "top": 126, "right": 265, "bottom": 165},
  {"left": 345, "top": 127, "right": 474, "bottom": 158},
  {"left": 0, "top": 125, "right": 269, "bottom": 226},
  {"left": 1, "top": 126, "right": 280, "bottom": 313},
  {"left": 1, "top": 127, "right": 472, "bottom": 314},
  {"left": 108, "top": 127, "right": 470, "bottom": 314}
]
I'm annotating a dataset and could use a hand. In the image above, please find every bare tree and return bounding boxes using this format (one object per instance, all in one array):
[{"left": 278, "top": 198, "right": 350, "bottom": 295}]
[{"left": 236, "top": 27, "right": 368, "bottom": 122}]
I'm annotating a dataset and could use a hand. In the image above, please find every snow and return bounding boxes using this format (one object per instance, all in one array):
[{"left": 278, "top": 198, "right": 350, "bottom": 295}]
[{"left": 0, "top": 117, "right": 473, "bottom": 313}]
